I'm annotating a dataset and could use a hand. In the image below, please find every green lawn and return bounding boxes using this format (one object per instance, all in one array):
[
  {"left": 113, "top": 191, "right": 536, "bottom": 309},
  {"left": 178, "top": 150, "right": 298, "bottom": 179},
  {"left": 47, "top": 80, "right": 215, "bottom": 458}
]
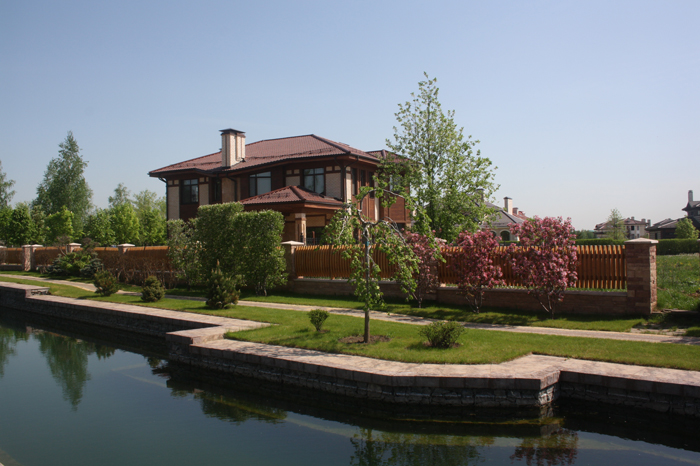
[
  {"left": 1, "top": 275, "right": 700, "bottom": 371},
  {"left": 657, "top": 253, "right": 700, "bottom": 311}
]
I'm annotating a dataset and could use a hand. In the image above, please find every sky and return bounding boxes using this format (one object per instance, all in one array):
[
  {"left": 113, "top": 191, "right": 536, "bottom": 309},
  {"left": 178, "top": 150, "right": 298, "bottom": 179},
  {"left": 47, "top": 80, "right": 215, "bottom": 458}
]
[{"left": 1, "top": 0, "right": 698, "bottom": 230}]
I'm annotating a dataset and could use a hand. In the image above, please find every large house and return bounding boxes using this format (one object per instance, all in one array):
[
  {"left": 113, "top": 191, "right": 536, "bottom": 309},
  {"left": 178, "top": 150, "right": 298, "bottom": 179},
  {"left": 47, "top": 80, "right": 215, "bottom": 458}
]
[
  {"left": 594, "top": 217, "right": 651, "bottom": 239},
  {"left": 149, "top": 129, "right": 409, "bottom": 243},
  {"left": 647, "top": 190, "right": 700, "bottom": 239}
]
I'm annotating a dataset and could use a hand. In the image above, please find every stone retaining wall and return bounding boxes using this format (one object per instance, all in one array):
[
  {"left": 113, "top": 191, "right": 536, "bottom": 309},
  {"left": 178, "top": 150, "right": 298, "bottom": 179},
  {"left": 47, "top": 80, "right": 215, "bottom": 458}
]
[{"left": 1, "top": 281, "right": 698, "bottom": 417}]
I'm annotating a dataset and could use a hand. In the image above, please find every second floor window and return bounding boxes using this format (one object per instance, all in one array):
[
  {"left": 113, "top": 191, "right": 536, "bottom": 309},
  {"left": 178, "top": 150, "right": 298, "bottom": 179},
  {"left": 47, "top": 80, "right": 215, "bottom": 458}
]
[
  {"left": 181, "top": 179, "right": 198, "bottom": 205},
  {"left": 249, "top": 171, "right": 272, "bottom": 197},
  {"left": 211, "top": 178, "right": 222, "bottom": 203},
  {"left": 303, "top": 168, "right": 324, "bottom": 194}
]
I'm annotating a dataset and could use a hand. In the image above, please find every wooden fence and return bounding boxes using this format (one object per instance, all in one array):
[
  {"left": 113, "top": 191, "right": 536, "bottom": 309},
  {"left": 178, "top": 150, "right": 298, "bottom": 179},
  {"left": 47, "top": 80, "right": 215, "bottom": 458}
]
[
  {"left": 294, "top": 244, "right": 627, "bottom": 290},
  {"left": 0, "top": 248, "right": 23, "bottom": 265}
]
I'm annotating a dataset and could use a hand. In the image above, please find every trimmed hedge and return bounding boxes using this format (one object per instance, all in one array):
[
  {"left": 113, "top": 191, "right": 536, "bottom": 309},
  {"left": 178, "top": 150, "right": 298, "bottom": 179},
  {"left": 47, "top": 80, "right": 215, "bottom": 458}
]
[
  {"left": 575, "top": 239, "right": 626, "bottom": 246},
  {"left": 657, "top": 239, "right": 700, "bottom": 256}
]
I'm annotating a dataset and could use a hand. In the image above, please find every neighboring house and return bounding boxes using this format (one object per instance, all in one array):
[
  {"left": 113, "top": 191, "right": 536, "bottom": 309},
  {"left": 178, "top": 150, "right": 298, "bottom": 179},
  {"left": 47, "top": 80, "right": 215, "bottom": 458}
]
[
  {"left": 149, "top": 129, "right": 409, "bottom": 244},
  {"left": 483, "top": 197, "right": 528, "bottom": 241},
  {"left": 594, "top": 217, "right": 650, "bottom": 239},
  {"left": 647, "top": 190, "right": 700, "bottom": 239}
]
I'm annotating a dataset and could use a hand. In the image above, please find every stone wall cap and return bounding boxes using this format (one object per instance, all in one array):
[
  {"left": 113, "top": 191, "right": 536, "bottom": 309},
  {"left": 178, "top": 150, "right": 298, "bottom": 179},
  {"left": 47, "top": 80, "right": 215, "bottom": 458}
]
[
  {"left": 68, "top": 243, "right": 82, "bottom": 246},
  {"left": 117, "top": 243, "right": 136, "bottom": 247},
  {"left": 281, "top": 241, "right": 304, "bottom": 246},
  {"left": 624, "top": 238, "right": 658, "bottom": 244}
]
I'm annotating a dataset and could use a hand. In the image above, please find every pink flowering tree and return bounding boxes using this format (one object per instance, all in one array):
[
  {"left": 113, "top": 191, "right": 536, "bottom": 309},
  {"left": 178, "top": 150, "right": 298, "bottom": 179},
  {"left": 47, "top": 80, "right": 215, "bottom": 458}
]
[
  {"left": 403, "top": 231, "right": 442, "bottom": 308},
  {"left": 509, "top": 216, "right": 578, "bottom": 319},
  {"left": 451, "top": 229, "right": 505, "bottom": 313}
]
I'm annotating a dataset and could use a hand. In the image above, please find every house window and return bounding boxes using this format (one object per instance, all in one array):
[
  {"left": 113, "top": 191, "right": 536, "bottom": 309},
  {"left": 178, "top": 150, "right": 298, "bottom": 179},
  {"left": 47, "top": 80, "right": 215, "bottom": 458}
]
[
  {"left": 249, "top": 172, "right": 272, "bottom": 197},
  {"left": 212, "top": 178, "right": 222, "bottom": 203},
  {"left": 351, "top": 168, "right": 357, "bottom": 196},
  {"left": 303, "top": 168, "right": 324, "bottom": 194},
  {"left": 180, "top": 179, "right": 199, "bottom": 205}
]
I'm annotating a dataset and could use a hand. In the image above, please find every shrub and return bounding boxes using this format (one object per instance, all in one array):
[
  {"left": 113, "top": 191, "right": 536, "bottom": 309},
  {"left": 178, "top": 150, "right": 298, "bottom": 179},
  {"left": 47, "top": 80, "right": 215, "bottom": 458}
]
[
  {"left": 94, "top": 270, "right": 119, "bottom": 296},
  {"left": 141, "top": 275, "right": 165, "bottom": 302},
  {"left": 404, "top": 231, "right": 441, "bottom": 308},
  {"left": 419, "top": 321, "right": 465, "bottom": 348},
  {"left": 657, "top": 239, "right": 700, "bottom": 256},
  {"left": 451, "top": 229, "right": 504, "bottom": 313},
  {"left": 206, "top": 265, "right": 240, "bottom": 309},
  {"left": 308, "top": 309, "right": 330, "bottom": 332},
  {"left": 47, "top": 251, "right": 93, "bottom": 276},
  {"left": 510, "top": 217, "right": 578, "bottom": 319}
]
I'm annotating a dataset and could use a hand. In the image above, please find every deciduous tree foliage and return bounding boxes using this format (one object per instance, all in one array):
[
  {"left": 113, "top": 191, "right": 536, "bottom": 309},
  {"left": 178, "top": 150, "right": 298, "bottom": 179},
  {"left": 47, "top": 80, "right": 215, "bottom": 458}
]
[
  {"left": 509, "top": 217, "right": 578, "bottom": 318},
  {"left": 451, "top": 230, "right": 505, "bottom": 313},
  {"left": 34, "top": 132, "right": 93, "bottom": 235},
  {"left": 385, "top": 73, "right": 497, "bottom": 241},
  {"left": 326, "top": 186, "right": 420, "bottom": 343},
  {"left": 0, "top": 161, "right": 15, "bottom": 208},
  {"left": 605, "top": 208, "right": 626, "bottom": 241},
  {"left": 675, "top": 218, "right": 699, "bottom": 240},
  {"left": 84, "top": 209, "right": 116, "bottom": 246},
  {"left": 45, "top": 207, "right": 74, "bottom": 244},
  {"left": 166, "top": 219, "right": 202, "bottom": 289},
  {"left": 7, "top": 204, "right": 36, "bottom": 247},
  {"left": 110, "top": 203, "right": 140, "bottom": 245},
  {"left": 403, "top": 230, "right": 442, "bottom": 308}
]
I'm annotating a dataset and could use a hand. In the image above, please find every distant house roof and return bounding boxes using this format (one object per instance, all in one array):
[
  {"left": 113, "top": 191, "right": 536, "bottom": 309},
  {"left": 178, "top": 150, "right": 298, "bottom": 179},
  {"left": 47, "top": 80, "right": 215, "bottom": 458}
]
[
  {"left": 240, "top": 185, "right": 344, "bottom": 207},
  {"left": 647, "top": 218, "right": 678, "bottom": 231},
  {"left": 484, "top": 201, "right": 525, "bottom": 229},
  {"left": 149, "top": 134, "right": 380, "bottom": 177}
]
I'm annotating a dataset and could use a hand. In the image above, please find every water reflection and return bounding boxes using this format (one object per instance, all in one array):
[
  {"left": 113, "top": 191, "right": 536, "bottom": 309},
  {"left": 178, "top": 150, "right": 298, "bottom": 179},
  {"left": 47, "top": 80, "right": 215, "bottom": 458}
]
[
  {"left": 350, "top": 428, "right": 492, "bottom": 466},
  {"left": 510, "top": 428, "right": 578, "bottom": 466},
  {"left": 0, "top": 325, "right": 28, "bottom": 377}
]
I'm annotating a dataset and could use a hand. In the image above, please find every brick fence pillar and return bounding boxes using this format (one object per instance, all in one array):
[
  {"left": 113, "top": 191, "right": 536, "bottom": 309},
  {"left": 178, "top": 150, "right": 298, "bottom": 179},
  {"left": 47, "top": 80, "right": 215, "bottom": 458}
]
[
  {"left": 21, "top": 244, "right": 44, "bottom": 271},
  {"left": 117, "top": 244, "right": 135, "bottom": 255},
  {"left": 625, "top": 238, "right": 657, "bottom": 315},
  {"left": 66, "top": 243, "right": 82, "bottom": 254},
  {"left": 0, "top": 246, "right": 5, "bottom": 264},
  {"left": 281, "top": 241, "right": 304, "bottom": 280}
]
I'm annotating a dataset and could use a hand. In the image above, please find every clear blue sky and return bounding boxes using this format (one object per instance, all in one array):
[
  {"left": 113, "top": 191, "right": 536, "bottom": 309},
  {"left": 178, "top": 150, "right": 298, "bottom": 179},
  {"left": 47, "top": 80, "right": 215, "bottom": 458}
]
[{"left": 2, "top": 0, "right": 698, "bottom": 230}]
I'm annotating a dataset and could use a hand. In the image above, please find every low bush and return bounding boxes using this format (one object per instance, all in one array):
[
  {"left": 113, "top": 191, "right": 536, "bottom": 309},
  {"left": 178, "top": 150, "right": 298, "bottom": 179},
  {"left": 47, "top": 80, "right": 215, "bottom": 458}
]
[
  {"left": 141, "top": 275, "right": 165, "bottom": 302},
  {"left": 206, "top": 266, "right": 240, "bottom": 309},
  {"left": 418, "top": 321, "right": 465, "bottom": 348},
  {"left": 94, "top": 270, "right": 119, "bottom": 296},
  {"left": 575, "top": 239, "right": 626, "bottom": 246},
  {"left": 47, "top": 251, "right": 93, "bottom": 276},
  {"left": 308, "top": 309, "right": 329, "bottom": 332}
]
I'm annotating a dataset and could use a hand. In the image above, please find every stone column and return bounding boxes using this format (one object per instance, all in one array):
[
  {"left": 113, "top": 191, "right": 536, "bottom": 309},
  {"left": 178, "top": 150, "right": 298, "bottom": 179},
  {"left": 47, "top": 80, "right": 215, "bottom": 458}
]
[
  {"left": 294, "top": 213, "right": 307, "bottom": 244},
  {"left": 22, "top": 245, "right": 44, "bottom": 271},
  {"left": 117, "top": 244, "right": 135, "bottom": 255},
  {"left": 66, "top": 243, "right": 82, "bottom": 254},
  {"left": 281, "top": 241, "right": 304, "bottom": 280},
  {"left": 625, "top": 238, "right": 657, "bottom": 315}
]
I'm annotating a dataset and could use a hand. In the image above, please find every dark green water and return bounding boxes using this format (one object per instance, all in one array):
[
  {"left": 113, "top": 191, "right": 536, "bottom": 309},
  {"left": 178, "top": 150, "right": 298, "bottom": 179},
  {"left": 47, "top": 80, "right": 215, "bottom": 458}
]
[{"left": 1, "top": 311, "right": 699, "bottom": 466}]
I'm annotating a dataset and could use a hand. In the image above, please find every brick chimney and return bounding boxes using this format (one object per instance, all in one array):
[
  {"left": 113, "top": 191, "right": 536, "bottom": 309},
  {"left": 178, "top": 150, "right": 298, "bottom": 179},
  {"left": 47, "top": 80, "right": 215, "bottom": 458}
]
[
  {"left": 221, "top": 128, "right": 245, "bottom": 168},
  {"left": 690, "top": 190, "right": 694, "bottom": 203},
  {"left": 504, "top": 197, "right": 513, "bottom": 215}
]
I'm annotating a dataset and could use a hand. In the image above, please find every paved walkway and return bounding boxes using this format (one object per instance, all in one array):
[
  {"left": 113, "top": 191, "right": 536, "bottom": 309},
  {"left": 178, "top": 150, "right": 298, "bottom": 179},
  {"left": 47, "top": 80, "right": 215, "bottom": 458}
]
[{"left": 2, "top": 274, "right": 699, "bottom": 346}]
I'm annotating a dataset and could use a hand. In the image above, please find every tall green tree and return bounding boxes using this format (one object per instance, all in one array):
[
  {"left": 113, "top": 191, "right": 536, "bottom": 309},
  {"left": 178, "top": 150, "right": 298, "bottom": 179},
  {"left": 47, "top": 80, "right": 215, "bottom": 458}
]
[
  {"left": 134, "top": 189, "right": 166, "bottom": 245},
  {"left": 605, "top": 208, "right": 626, "bottom": 241},
  {"left": 676, "top": 218, "right": 699, "bottom": 239},
  {"left": 34, "top": 132, "right": 93, "bottom": 235},
  {"left": 134, "top": 189, "right": 166, "bottom": 220},
  {"left": 110, "top": 203, "right": 140, "bottom": 245},
  {"left": 108, "top": 183, "right": 133, "bottom": 209},
  {"left": 385, "top": 73, "right": 498, "bottom": 241},
  {"left": 7, "top": 203, "right": 36, "bottom": 246},
  {"left": 45, "top": 207, "right": 75, "bottom": 244},
  {"left": 84, "top": 209, "right": 116, "bottom": 246},
  {"left": 0, "top": 160, "right": 15, "bottom": 208}
]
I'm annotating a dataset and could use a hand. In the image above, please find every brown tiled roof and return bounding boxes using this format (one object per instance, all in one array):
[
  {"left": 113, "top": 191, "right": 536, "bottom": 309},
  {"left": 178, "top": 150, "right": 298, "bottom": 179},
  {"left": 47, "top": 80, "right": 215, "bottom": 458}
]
[
  {"left": 149, "top": 134, "right": 379, "bottom": 176},
  {"left": 240, "top": 185, "right": 344, "bottom": 207}
]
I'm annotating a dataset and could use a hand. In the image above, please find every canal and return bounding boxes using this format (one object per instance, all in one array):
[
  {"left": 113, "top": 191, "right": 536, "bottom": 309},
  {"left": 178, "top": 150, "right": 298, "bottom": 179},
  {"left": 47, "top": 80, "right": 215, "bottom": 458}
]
[{"left": 1, "top": 308, "right": 699, "bottom": 466}]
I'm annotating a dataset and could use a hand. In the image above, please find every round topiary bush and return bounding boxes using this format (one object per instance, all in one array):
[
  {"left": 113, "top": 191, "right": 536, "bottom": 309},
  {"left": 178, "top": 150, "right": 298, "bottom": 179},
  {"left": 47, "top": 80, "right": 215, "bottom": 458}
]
[
  {"left": 141, "top": 275, "right": 165, "bottom": 302},
  {"left": 308, "top": 309, "right": 330, "bottom": 332},
  {"left": 94, "top": 270, "right": 119, "bottom": 297}
]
